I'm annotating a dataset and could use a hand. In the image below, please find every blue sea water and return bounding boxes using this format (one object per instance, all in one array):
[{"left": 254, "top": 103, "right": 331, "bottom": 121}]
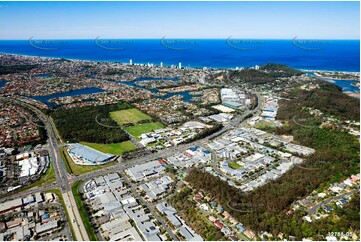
[
  {"left": 0, "top": 39, "right": 359, "bottom": 72},
  {"left": 0, "top": 39, "right": 359, "bottom": 104}
]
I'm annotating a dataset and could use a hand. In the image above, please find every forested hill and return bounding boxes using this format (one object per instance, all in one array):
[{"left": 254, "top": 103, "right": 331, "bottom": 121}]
[
  {"left": 228, "top": 63, "right": 304, "bottom": 85},
  {"left": 259, "top": 63, "right": 304, "bottom": 77},
  {"left": 279, "top": 82, "right": 360, "bottom": 121}
]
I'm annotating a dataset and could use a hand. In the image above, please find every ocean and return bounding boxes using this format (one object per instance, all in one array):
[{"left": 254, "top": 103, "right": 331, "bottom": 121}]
[{"left": 0, "top": 39, "right": 359, "bottom": 72}]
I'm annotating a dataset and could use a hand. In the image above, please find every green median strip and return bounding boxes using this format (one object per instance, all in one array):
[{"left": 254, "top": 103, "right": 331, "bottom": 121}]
[
  {"left": 72, "top": 180, "right": 98, "bottom": 241},
  {"left": 59, "top": 146, "right": 73, "bottom": 174}
]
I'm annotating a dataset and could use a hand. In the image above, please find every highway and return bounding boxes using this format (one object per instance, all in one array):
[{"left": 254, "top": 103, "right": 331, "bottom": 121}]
[
  {"left": 0, "top": 91, "right": 262, "bottom": 241},
  {"left": 1, "top": 97, "right": 90, "bottom": 241}
]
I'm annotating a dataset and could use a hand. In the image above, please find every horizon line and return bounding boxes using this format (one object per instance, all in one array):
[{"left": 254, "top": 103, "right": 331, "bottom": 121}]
[
  {"left": 0, "top": 52, "right": 359, "bottom": 74},
  {"left": 0, "top": 38, "right": 360, "bottom": 41}
]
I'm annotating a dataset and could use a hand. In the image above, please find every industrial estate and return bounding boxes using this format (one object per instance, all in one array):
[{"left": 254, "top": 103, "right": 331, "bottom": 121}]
[{"left": 0, "top": 52, "right": 359, "bottom": 241}]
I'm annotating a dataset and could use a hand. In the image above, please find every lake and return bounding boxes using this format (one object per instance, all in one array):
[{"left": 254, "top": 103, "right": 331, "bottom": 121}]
[
  {"left": 29, "top": 87, "right": 106, "bottom": 107},
  {"left": 117, "top": 78, "right": 200, "bottom": 103}
]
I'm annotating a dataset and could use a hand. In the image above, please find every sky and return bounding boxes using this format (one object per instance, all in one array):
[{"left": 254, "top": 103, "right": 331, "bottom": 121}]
[{"left": 0, "top": 1, "right": 359, "bottom": 39}]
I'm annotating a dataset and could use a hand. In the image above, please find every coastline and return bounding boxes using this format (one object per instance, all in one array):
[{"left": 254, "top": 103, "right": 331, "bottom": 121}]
[
  {"left": 343, "top": 91, "right": 360, "bottom": 99},
  {"left": 300, "top": 69, "right": 360, "bottom": 75},
  {"left": 2, "top": 52, "right": 359, "bottom": 100},
  {"left": 1, "top": 52, "right": 360, "bottom": 99},
  {"left": 0, "top": 51, "right": 112, "bottom": 65},
  {"left": 0, "top": 51, "right": 360, "bottom": 73}
]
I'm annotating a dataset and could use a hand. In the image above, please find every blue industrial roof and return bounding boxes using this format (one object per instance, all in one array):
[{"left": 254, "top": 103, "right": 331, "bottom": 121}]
[{"left": 68, "top": 143, "right": 114, "bottom": 163}]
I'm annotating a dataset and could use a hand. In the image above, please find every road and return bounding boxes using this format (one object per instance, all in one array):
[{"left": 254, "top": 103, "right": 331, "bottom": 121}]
[
  {"left": 121, "top": 171, "right": 178, "bottom": 241},
  {"left": 307, "top": 188, "right": 360, "bottom": 215},
  {"left": 0, "top": 183, "right": 58, "bottom": 203},
  {"left": 1, "top": 97, "right": 90, "bottom": 241},
  {"left": 0, "top": 91, "right": 262, "bottom": 240},
  {"left": 62, "top": 191, "right": 87, "bottom": 240},
  {"left": 210, "top": 92, "right": 264, "bottom": 179}
]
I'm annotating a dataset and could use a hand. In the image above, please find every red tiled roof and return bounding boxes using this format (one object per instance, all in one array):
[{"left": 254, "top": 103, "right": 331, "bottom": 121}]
[{"left": 214, "top": 221, "right": 224, "bottom": 228}]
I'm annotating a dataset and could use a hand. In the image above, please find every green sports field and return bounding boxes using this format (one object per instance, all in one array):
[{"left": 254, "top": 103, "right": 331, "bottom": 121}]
[
  {"left": 124, "top": 122, "right": 165, "bottom": 139},
  {"left": 109, "top": 108, "right": 152, "bottom": 125},
  {"left": 80, "top": 141, "right": 137, "bottom": 155}
]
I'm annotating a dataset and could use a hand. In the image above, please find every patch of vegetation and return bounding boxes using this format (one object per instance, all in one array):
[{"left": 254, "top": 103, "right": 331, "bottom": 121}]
[
  {"left": 185, "top": 102, "right": 359, "bottom": 240},
  {"left": 80, "top": 141, "right": 137, "bottom": 155},
  {"left": 228, "top": 63, "right": 303, "bottom": 85},
  {"left": 124, "top": 122, "right": 165, "bottom": 139},
  {"left": 259, "top": 63, "right": 304, "bottom": 77},
  {"left": 38, "top": 162, "right": 56, "bottom": 185},
  {"left": 59, "top": 146, "right": 73, "bottom": 174},
  {"left": 109, "top": 108, "right": 152, "bottom": 125},
  {"left": 72, "top": 181, "right": 97, "bottom": 241},
  {"left": 122, "top": 147, "right": 152, "bottom": 160},
  {"left": 229, "top": 68, "right": 272, "bottom": 85},
  {"left": 228, "top": 161, "right": 242, "bottom": 169},
  {"left": 312, "top": 193, "right": 360, "bottom": 238},
  {"left": 182, "top": 123, "right": 223, "bottom": 144},
  {"left": 52, "top": 58, "right": 72, "bottom": 62},
  {"left": 0, "top": 64, "right": 38, "bottom": 74},
  {"left": 253, "top": 122, "right": 277, "bottom": 133},
  {"left": 169, "top": 187, "right": 227, "bottom": 241},
  {"left": 51, "top": 103, "right": 132, "bottom": 143},
  {"left": 278, "top": 82, "right": 360, "bottom": 121}
]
